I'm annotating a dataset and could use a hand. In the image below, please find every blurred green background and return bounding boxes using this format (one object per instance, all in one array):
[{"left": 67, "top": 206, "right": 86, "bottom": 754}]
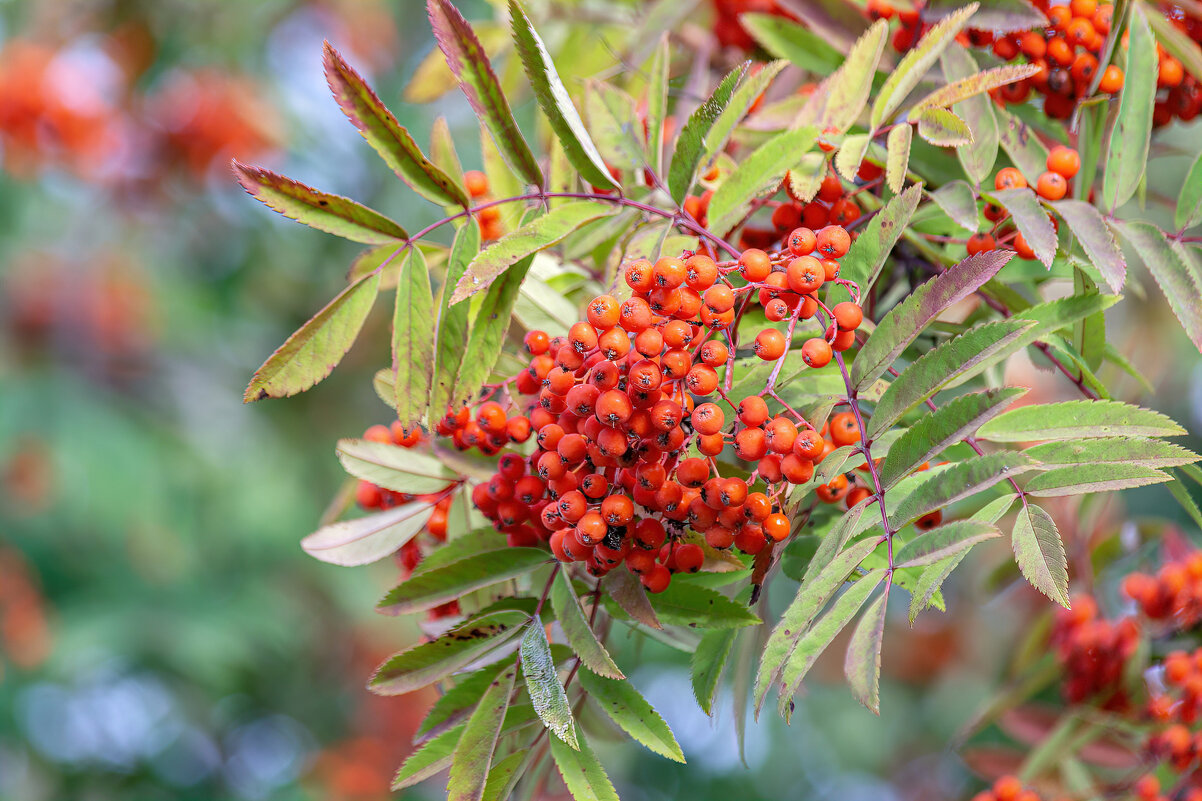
[{"left": 2, "top": 1, "right": 1202, "bottom": 800}]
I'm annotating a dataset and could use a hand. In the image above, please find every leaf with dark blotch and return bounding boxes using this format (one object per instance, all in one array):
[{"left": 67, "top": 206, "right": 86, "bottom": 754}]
[
  {"left": 988, "top": 187, "right": 1056, "bottom": 266},
  {"left": 1176, "top": 150, "right": 1202, "bottom": 233},
  {"left": 418, "top": 659, "right": 514, "bottom": 738},
  {"left": 370, "top": 610, "right": 529, "bottom": 695},
  {"left": 915, "top": 106, "right": 973, "bottom": 146},
  {"left": 879, "top": 387, "right": 1028, "bottom": 489},
  {"left": 550, "top": 570, "right": 623, "bottom": 679},
  {"left": 894, "top": 520, "right": 1002, "bottom": 568},
  {"left": 508, "top": 1, "right": 617, "bottom": 190},
  {"left": 323, "top": 42, "right": 469, "bottom": 208},
  {"left": 777, "top": 569, "right": 885, "bottom": 716},
  {"left": 1011, "top": 502, "right": 1069, "bottom": 607},
  {"left": 433, "top": 221, "right": 481, "bottom": 414},
  {"left": 520, "top": 616, "right": 578, "bottom": 749},
  {"left": 549, "top": 723, "right": 619, "bottom": 801},
  {"left": 867, "top": 319, "right": 1036, "bottom": 438},
  {"left": 1024, "top": 464, "right": 1172, "bottom": 497},
  {"left": 755, "top": 537, "right": 880, "bottom": 713},
  {"left": 336, "top": 438, "right": 460, "bottom": 494},
  {"left": 1101, "top": 5, "right": 1156, "bottom": 212},
  {"left": 886, "top": 124, "right": 912, "bottom": 193},
  {"left": 668, "top": 63, "right": 748, "bottom": 206},
  {"left": 995, "top": 105, "right": 1049, "bottom": 179},
  {"left": 921, "top": 0, "right": 1046, "bottom": 32},
  {"left": 1115, "top": 222, "right": 1202, "bottom": 352},
  {"left": 909, "top": 550, "right": 969, "bottom": 623},
  {"left": 646, "top": 581, "right": 761, "bottom": 629},
  {"left": 302, "top": 501, "right": 432, "bottom": 567},
  {"left": 232, "top": 160, "right": 408, "bottom": 243},
  {"left": 892, "top": 452, "right": 1035, "bottom": 526},
  {"left": 602, "top": 567, "right": 662, "bottom": 629},
  {"left": 707, "top": 126, "right": 819, "bottom": 234},
  {"left": 976, "top": 399, "right": 1186, "bottom": 441},
  {"left": 448, "top": 666, "right": 516, "bottom": 801},
  {"left": 871, "top": 3, "right": 979, "bottom": 128},
  {"left": 578, "top": 668, "right": 685, "bottom": 762},
  {"left": 929, "top": 180, "right": 980, "bottom": 233},
  {"left": 377, "top": 548, "right": 549, "bottom": 615},
  {"left": 392, "top": 248, "right": 436, "bottom": 427},
  {"left": 244, "top": 270, "right": 382, "bottom": 402},
  {"left": 839, "top": 182, "right": 923, "bottom": 290},
  {"left": 691, "top": 629, "right": 736, "bottom": 716},
  {"left": 1025, "top": 438, "right": 1200, "bottom": 470},
  {"left": 452, "top": 201, "right": 617, "bottom": 302},
  {"left": 427, "top": 0, "right": 542, "bottom": 186},
  {"left": 845, "top": 584, "right": 888, "bottom": 714}
]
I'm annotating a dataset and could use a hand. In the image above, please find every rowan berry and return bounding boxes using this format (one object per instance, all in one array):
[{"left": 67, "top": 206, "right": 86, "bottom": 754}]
[
  {"left": 1036, "top": 170, "right": 1068, "bottom": 200},
  {"left": 734, "top": 427, "right": 768, "bottom": 460},
  {"left": 691, "top": 403, "right": 725, "bottom": 435},
  {"left": 786, "top": 256, "right": 825, "bottom": 294},
  {"left": 739, "top": 248, "right": 772, "bottom": 282},
  {"left": 699, "top": 340, "right": 729, "bottom": 367},
  {"left": 786, "top": 227, "right": 817, "bottom": 256},
  {"left": 586, "top": 294, "right": 620, "bottom": 330},
  {"left": 801, "top": 337, "right": 832, "bottom": 367},
  {"left": 653, "top": 256, "right": 686, "bottom": 288},
  {"left": 832, "top": 302, "right": 862, "bottom": 331},
  {"left": 966, "top": 233, "right": 996, "bottom": 255},
  {"left": 641, "top": 563, "right": 671, "bottom": 592},
  {"left": 625, "top": 258, "right": 654, "bottom": 292},
  {"left": 464, "top": 170, "right": 489, "bottom": 198},
  {"left": 754, "top": 328, "right": 787, "bottom": 360},
  {"left": 763, "top": 513, "right": 790, "bottom": 541},
  {"left": 704, "top": 284, "right": 736, "bottom": 313},
  {"left": 815, "top": 225, "right": 851, "bottom": 258},
  {"left": 685, "top": 254, "right": 719, "bottom": 290},
  {"left": 364, "top": 424, "right": 392, "bottom": 443}
]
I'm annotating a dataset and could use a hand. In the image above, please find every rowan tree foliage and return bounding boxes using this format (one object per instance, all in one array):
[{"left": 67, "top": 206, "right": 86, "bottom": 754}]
[{"left": 234, "top": 0, "right": 1202, "bottom": 798}]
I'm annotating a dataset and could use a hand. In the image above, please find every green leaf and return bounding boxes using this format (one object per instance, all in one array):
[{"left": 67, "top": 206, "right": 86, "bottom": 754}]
[
  {"left": 448, "top": 666, "right": 516, "bottom": 801},
  {"left": 915, "top": 61, "right": 1042, "bottom": 111},
  {"left": 989, "top": 187, "right": 1056, "bottom": 266},
  {"left": 232, "top": 160, "right": 407, "bottom": 243},
  {"left": 915, "top": 106, "right": 972, "bottom": 147},
  {"left": 894, "top": 520, "right": 1001, "bottom": 568},
  {"left": 1025, "top": 438, "right": 1200, "bottom": 469},
  {"left": 602, "top": 568, "right": 662, "bottom": 630},
  {"left": 434, "top": 221, "right": 482, "bottom": 414},
  {"left": 1011, "top": 502, "right": 1069, "bottom": 606},
  {"left": 740, "top": 14, "right": 844, "bottom": 75},
  {"left": 707, "top": 126, "right": 819, "bottom": 233},
  {"left": 820, "top": 20, "right": 889, "bottom": 132},
  {"left": 482, "top": 750, "right": 529, "bottom": 801},
  {"left": 1115, "top": 222, "right": 1202, "bottom": 352},
  {"left": 1101, "top": 4, "right": 1156, "bottom": 212},
  {"left": 431, "top": 115, "right": 467, "bottom": 188},
  {"left": 521, "top": 616, "right": 578, "bottom": 749},
  {"left": 844, "top": 585, "right": 888, "bottom": 714},
  {"left": 755, "top": 537, "right": 881, "bottom": 713},
  {"left": 691, "top": 628, "right": 736, "bottom": 715},
  {"left": 995, "top": 105, "right": 1049, "bottom": 179},
  {"left": 244, "top": 270, "right": 381, "bottom": 401},
  {"left": 930, "top": 180, "right": 980, "bottom": 232},
  {"left": 1051, "top": 200, "right": 1128, "bottom": 293},
  {"left": 370, "top": 610, "right": 530, "bottom": 694},
  {"left": 419, "top": 660, "right": 514, "bottom": 737},
  {"left": 1024, "top": 463, "right": 1172, "bottom": 496},
  {"left": 323, "top": 42, "right": 469, "bottom": 208},
  {"left": 647, "top": 581, "right": 761, "bottom": 629},
  {"left": 776, "top": 0, "right": 871, "bottom": 53},
  {"left": 909, "top": 550, "right": 969, "bottom": 623},
  {"left": 668, "top": 63, "right": 748, "bottom": 205},
  {"left": 977, "top": 399, "right": 1186, "bottom": 441},
  {"left": 452, "top": 252, "right": 533, "bottom": 408},
  {"left": 428, "top": 0, "right": 542, "bottom": 186},
  {"left": 922, "top": 0, "right": 1046, "bottom": 31},
  {"left": 941, "top": 45, "right": 997, "bottom": 185},
  {"left": 871, "top": 3, "right": 979, "bottom": 128},
  {"left": 578, "top": 668, "right": 685, "bottom": 762},
  {"left": 777, "top": 569, "right": 886, "bottom": 715},
  {"left": 879, "top": 387, "right": 1028, "bottom": 489},
  {"left": 406, "top": 24, "right": 510, "bottom": 104},
  {"left": 886, "top": 124, "right": 912, "bottom": 193},
  {"left": 1175, "top": 150, "right": 1202, "bottom": 232},
  {"left": 1169, "top": 474, "right": 1202, "bottom": 531},
  {"left": 392, "top": 248, "right": 436, "bottom": 427},
  {"left": 840, "top": 182, "right": 923, "bottom": 290},
  {"left": 393, "top": 724, "right": 465, "bottom": 789},
  {"left": 549, "top": 724, "right": 619, "bottom": 801},
  {"left": 508, "top": 1, "right": 616, "bottom": 190},
  {"left": 646, "top": 35, "right": 670, "bottom": 174},
  {"left": 378, "top": 548, "right": 549, "bottom": 615},
  {"left": 335, "top": 438, "right": 460, "bottom": 494},
  {"left": 550, "top": 570, "right": 623, "bottom": 679},
  {"left": 892, "top": 452, "right": 1035, "bottom": 526},
  {"left": 787, "top": 152, "right": 827, "bottom": 204},
  {"left": 704, "top": 60, "right": 790, "bottom": 167},
  {"left": 835, "top": 133, "right": 872, "bottom": 182},
  {"left": 453, "top": 201, "right": 617, "bottom": 302},
  {"left": 867, "top": 319, "right": 1037, "bottom": 438},
  {"left": 301, "top": 501, "right": 432, "bottom": 567},
  {"left": 586, "top": 81, "right": 647, "bottom": 171}
]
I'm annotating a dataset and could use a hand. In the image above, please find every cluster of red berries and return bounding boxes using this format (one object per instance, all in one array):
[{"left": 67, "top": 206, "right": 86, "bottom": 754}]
[
  {"left": 1123, "top": 551, "right": 1202, "bottom": 629},
  {"left": 968, "top": 774, "right": 1054, "bottom": 801},
  {"left": 463, "top": 170, "right": 506, "bottom": 241},
  {"left": 437, "top": 222, "right": 870, "bottom": 593},
  {"left": 962, "top": 146, "right": 1081, "bottom": 259},
  {"left": 1050, "top": 593, "right": 1141, "bottom": 706}
]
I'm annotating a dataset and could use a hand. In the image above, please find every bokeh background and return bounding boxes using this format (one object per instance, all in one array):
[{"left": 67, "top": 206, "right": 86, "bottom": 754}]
[{"left": 2, "top": 1, "right": 1202, "bottom": 800}]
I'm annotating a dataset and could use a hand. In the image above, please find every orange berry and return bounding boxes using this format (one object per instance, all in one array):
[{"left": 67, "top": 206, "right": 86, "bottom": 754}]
[
  {"left": 815, "top": 226, "right": 851, "bottom": 258},
  {"left": 739, "top": 248, "right": 772, "bottom": 282},
  {"left": 994, "top": 167, "right": 1027, "bottom": 191},
  {"left": 801, "top": 337, "right": 832, "bottom": 368},
  {"left": 464, "top": 170, "right": 489, "bottom": 198},
  {"left": 1099, "top": 64, "right": 1124, "bottom": 93},
  {"left": 1036, "top": 171, "right": 1068, "bottom": 200},
  {"left": 754, "top": 328, "right": 787, "bottom": 360},
  {"left": 1047, "top": 145, "right": 1081, "bottom": 180}
]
